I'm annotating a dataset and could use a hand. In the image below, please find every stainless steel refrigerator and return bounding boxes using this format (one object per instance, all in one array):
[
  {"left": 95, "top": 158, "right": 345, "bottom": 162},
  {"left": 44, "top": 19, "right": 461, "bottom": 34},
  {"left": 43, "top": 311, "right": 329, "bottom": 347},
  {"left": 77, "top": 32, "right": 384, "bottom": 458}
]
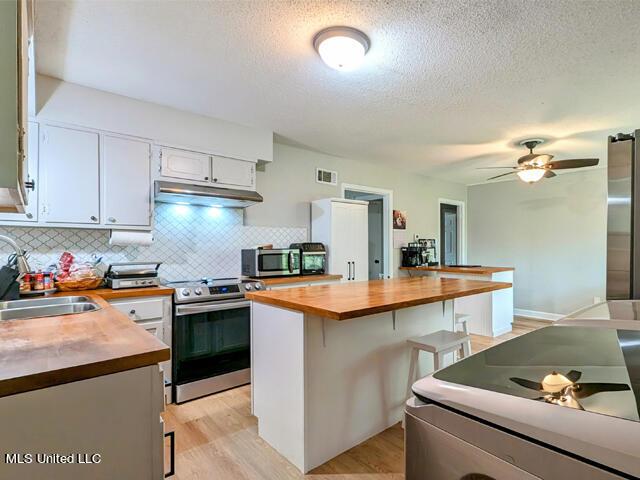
[{"left": 607, "top": 130, "right": 639, "bottom": 299}]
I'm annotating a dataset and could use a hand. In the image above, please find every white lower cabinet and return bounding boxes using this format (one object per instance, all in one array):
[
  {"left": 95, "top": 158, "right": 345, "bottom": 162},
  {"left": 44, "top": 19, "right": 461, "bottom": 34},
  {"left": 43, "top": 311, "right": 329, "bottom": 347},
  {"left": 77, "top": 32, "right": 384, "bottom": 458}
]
[
  {"left": 109, "top": 295, "right": 173, "bottom": 403},
  {"left": 0, "top": 365, "right": 166, "bottom": 480}
]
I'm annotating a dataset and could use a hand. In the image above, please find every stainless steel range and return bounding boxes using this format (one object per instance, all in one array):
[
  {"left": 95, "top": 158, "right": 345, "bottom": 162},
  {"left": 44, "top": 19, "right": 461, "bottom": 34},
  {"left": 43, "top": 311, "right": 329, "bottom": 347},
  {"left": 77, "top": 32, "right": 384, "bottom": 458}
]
[{"left": 167, "top": 277, "right": 264, "bottom": 403}]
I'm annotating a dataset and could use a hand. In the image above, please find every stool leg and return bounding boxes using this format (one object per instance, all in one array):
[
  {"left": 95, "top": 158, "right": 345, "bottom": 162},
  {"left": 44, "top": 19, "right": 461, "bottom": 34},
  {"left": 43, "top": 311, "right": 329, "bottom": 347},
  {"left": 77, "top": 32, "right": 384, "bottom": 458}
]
[
  {"left": 407, "top": 348, "right": 419, "bottom": 399},
  {"left": 434, "top": 351, "right": 442, "bottom": 371},
  {"left": 462, "top": 340, "right": 471, "bottom": 359}
]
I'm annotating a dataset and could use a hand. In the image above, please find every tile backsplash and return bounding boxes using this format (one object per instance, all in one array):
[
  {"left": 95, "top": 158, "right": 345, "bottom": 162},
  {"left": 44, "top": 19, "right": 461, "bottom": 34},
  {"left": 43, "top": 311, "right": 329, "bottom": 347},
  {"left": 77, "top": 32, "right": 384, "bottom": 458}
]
[{"left": 0, "top": 203, "right": 307, "bottom": 281}]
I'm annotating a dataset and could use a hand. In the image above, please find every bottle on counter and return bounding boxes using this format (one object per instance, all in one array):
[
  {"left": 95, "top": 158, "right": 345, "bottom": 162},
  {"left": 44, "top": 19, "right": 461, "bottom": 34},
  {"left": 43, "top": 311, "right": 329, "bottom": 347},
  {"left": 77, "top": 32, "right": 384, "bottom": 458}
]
[
  {"left": 20, "top": 274, "right": 31, "bottom": 293},
  {"left": 43, "top": 271, "right": 53, "bottom": 290},
  {"left": 33, "top": 271, "right": 45, "bottom": 291}
]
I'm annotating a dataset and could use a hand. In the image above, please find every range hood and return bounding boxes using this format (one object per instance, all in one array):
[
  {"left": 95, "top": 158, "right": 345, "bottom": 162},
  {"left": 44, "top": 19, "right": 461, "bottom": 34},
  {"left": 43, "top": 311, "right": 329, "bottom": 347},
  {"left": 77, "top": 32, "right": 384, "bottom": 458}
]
[{"left": 154, "top": 181, "right": 263, "bottom": 208}]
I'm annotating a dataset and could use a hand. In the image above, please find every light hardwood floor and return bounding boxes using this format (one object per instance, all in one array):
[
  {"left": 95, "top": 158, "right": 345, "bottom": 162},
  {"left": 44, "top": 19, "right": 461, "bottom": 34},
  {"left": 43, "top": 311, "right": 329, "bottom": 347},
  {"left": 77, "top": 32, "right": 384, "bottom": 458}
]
[{"left": 163, "top": 318, "right": 549, "bottom": 479}]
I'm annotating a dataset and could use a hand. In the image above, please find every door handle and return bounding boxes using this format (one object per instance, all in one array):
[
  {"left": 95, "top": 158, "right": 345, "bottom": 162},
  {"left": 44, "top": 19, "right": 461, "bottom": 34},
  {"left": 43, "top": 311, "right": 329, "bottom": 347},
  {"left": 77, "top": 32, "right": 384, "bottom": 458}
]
[
  {"left": 288, "top": 251, "right": 294, "bottom": 273},
  {"left": 164, "top": 431, "right": 175, "bottom": 477}
]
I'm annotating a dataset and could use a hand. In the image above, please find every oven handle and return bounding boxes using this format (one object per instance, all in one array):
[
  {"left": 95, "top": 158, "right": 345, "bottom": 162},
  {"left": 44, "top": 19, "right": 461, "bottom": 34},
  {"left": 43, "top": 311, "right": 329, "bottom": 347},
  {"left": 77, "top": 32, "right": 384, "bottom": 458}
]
[{"left": 176, "top": 300, "right": 251, "bottom": 316}]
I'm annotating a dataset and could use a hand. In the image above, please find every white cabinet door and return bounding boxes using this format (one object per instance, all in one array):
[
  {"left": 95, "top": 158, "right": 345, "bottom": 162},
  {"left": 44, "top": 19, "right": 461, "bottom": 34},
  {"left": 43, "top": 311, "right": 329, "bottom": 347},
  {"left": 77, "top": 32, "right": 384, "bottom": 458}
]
[
  {"left": 160, "top": 147, "right": 210, "bottom": 182},
  {"left": 350, "top": 203, "right": 369, "bottom": 281},
  {"left": 139, "top": 319, "right": 164, "bottom": 341},
  {"left": 40, "top": 125, "right": 100, "bottom": 224},
  {"left": 102, "top": 135, "right": 151, "bottom": 227},
  {"left": 0, "top": 121, "right": 38, "bottom": 222},
  {"left": 211, "top": 155, "right": 255, "bottom": 189},
  {"left": 331, "top": 201, "right": 353, "bottom": 281}
]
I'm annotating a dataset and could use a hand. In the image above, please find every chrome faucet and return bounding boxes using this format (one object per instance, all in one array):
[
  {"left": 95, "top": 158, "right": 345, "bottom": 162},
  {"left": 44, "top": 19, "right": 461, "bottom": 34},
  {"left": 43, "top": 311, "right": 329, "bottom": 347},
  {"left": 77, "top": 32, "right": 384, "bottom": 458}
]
[{"left": 0, "top": 235, "right": 31, "bottom": 275}]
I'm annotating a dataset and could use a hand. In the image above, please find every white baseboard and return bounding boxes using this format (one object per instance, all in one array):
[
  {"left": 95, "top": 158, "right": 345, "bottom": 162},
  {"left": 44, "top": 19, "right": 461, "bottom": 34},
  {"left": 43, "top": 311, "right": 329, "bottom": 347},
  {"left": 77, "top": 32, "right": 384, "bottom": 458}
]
[{"left": 514, "top": 308, "right": 563, "bottom": 322}]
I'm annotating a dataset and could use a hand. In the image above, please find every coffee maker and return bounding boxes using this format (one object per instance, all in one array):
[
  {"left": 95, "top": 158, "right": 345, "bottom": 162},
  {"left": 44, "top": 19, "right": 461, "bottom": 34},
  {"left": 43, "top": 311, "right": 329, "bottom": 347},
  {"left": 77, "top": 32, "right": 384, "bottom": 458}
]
[{"left": 401, "top": 238, "right": 438, "bottom": 267}]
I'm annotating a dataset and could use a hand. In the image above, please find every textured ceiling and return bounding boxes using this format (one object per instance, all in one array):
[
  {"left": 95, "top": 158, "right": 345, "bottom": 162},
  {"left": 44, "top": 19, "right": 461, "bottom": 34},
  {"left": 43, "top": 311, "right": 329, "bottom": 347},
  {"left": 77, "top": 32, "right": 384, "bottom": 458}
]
[{"left": 35, "top": 0, "right": 640, "bottom": 185}]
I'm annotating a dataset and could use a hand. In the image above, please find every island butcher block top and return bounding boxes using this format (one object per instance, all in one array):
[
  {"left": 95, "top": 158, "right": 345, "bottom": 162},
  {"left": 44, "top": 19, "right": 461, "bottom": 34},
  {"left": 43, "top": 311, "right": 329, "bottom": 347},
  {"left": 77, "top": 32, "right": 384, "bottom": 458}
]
[
  {"left": 247, "top": 274, "right": 343, "bottom": 286},
  {"left": 400, "top": 265, "right": 514, "bottom": 275},
  {"left": 0, "top": 295, "right": 170, "bottom": 398},
  {"left": 245, "top": 277, "right": 512, "bottom": 320}
]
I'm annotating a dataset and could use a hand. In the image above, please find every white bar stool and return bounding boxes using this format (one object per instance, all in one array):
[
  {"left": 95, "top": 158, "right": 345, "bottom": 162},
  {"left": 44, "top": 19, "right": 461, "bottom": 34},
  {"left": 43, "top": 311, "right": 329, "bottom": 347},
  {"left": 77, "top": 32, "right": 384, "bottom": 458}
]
[{"left": 406, "top": 329, "right": 471, "bottom": 399}]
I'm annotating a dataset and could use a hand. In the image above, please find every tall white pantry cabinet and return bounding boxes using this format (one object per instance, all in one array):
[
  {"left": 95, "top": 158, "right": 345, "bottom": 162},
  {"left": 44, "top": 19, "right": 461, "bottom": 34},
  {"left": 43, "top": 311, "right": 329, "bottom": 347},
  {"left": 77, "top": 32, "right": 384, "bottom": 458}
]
[{"left": 311, "top": 198, "right": 368, "bottom": 282}]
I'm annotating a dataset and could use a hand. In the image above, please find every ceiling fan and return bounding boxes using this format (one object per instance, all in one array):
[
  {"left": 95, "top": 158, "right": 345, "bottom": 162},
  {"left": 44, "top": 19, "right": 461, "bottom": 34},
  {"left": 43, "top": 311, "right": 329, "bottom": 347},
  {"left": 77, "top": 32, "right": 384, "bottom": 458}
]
[
  {"left": 480, "top": 139, "right": 599, "bottom": 183},
  {"left": 509, "top": 370, "right": 630, "bottom": 411}
]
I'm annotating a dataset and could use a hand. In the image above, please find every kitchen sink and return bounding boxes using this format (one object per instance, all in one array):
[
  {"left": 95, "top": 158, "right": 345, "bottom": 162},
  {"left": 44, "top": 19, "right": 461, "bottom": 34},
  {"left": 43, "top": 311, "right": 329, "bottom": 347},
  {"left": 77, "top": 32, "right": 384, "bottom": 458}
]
[
  {"left": 0, "top": 302, "right": 100, "bottom": 321},
  {"left": 0, "top": 296, "right": 92, "bottom": 310}
]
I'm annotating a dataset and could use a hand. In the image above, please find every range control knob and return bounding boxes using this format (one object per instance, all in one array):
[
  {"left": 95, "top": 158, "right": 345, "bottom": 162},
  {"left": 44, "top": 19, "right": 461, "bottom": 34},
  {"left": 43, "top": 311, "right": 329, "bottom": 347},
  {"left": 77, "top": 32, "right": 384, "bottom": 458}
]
[
  {"left": 254, "top": 283, "right": 262, "bottom": 290},
  {"left": 245, "top": 284, "right": 253, "bottom": 291},
  {"left": 194, "top": 288, "right": 202, "bottom": 296},
  {"left": 181, "top": 288, "right": 191, "bottom": 297}
]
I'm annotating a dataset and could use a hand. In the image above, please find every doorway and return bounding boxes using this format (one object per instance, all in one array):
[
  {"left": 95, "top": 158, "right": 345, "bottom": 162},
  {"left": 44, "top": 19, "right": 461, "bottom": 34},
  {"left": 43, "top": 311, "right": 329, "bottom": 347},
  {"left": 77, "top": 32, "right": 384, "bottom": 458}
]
[
  {"left": 342, "top": 184, "right": 393, "bottom": 279},
  {"left": 440, "top": 203, "right": 459, "bottom": 266}
]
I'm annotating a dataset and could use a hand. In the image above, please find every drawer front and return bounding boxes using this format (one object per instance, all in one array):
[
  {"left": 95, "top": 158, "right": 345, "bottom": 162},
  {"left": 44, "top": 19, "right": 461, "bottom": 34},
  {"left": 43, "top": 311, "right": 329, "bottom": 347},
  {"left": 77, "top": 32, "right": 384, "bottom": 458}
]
[{"left": 111, "top": 297, "right": 164, "bottom": 321}]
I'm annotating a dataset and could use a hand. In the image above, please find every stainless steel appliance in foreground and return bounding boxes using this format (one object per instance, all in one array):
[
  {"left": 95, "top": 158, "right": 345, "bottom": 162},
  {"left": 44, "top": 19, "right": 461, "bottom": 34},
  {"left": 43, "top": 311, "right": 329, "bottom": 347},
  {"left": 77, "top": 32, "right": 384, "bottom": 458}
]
[
  {"left": 607, "top": 130, "right": 639, "bottom": 299},
  {"left": 167, "top": 277, "right": 264, "bottom": 403},
  {"left": 405, "top": 324, "right": 640, "bottom": 479}
]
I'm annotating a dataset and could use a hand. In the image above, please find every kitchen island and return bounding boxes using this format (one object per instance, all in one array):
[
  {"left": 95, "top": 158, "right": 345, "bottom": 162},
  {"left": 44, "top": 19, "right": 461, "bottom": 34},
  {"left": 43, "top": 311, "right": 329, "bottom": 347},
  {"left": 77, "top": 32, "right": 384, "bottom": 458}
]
[
  {"left": 401, "top": 265, "right": 514, "bottom": 336},
  {"left": 246, "top": 276, "right": 511, "bottom": 473}
]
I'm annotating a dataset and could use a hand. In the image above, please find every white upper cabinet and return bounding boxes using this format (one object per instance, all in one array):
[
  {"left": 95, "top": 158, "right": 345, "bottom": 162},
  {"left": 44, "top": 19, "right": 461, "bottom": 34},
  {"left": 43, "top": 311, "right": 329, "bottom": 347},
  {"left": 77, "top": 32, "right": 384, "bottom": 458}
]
[
  {"left": 0, "top": 121, "right": 38, "bottom": 222},
  {"left": 40, "top": 124, "right": 100, "bottom": 224},
  {"left": 211, "top": 155, "right": 255, "bottom": 189},
  {"left": 160, "top": 147, "right": 210, "bottom": 182},
  {"left": 102, "top": 135, "right": 151, "bottom": 227}
]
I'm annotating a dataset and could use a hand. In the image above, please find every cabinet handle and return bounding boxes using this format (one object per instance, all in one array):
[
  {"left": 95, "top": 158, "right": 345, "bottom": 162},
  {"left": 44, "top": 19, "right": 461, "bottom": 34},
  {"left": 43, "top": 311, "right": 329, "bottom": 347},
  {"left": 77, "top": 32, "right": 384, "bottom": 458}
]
[
  {"left": 90, "top": 215, "right": 97, "bottom": 221},
  {"left": 164, "top": 431, "right": 175, "bottom": 477},
  {"left": 108, "top": 217, "right": 116, "bottom": 223},
  {"left": 26, "top": 213, "right": 32, "bottom": 219},
  {"left": 353, "top": 261, "right": 356, "bottom": 280},
  {"left": 347, "top": 261, "right": 352, "bottom": 281},
  {"left": 129, "top": 309, "right": 136, "bottom": 315},
  {"left": 213, "top": 178, "right": 218, "bottom": 183},
  {"left": 204, "top": 176, "right": 209, "bottom": 180},
  {"left": 24, "top": 179, "right": 35, "bottom": 191}
]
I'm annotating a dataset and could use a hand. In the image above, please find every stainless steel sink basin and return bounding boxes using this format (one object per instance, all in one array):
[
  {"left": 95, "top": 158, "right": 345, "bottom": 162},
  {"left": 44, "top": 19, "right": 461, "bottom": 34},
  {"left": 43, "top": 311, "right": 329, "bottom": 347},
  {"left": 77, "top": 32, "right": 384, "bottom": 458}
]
[
  {"left": 0, "top": 302, "right": 100, "bottom": 321},
  {"left": 0, "top": 296, "right": 92, "bottom": 310}
]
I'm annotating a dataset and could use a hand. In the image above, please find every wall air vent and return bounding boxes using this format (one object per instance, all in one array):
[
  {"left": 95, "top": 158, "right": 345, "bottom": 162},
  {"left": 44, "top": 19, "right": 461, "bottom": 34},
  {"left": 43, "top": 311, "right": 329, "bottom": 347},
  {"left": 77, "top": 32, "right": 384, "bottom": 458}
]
[{"left": 316, "top": 168, "right": 338, "bottom": 186}]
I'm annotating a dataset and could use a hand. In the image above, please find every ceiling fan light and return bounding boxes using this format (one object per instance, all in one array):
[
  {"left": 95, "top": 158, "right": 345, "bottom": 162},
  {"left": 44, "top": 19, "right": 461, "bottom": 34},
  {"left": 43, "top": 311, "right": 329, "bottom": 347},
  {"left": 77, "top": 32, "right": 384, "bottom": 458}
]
[{"left": 517, "top": 168, "right": 546, "bottom": 183}]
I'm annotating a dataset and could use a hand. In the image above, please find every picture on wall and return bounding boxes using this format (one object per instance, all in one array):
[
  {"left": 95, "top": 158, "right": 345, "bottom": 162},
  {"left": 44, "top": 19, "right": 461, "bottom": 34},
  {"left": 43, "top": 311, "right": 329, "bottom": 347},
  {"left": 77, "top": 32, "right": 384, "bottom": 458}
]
[{"left": 393, "top": 210, "right": 407, "bottom": 230}]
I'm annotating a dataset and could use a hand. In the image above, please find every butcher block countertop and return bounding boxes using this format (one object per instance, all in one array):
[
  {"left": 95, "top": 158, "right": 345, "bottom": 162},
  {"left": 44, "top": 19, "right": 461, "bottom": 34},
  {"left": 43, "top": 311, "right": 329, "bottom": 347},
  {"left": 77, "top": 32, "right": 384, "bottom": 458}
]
[
  {"left": 246, "top": 274, "right": 343, "bottom": 286},
  {"left": 400, "top": 265, "right": 514, "bottom": 275},
  {"left": 0, "top": 295, "right": 170, "bottom": 398},
  {"left": 245, "top": 277, "right": 512, "bottom": 321},
  {"left": 53, "top": 285, "right": 174, "bottom": 300}
]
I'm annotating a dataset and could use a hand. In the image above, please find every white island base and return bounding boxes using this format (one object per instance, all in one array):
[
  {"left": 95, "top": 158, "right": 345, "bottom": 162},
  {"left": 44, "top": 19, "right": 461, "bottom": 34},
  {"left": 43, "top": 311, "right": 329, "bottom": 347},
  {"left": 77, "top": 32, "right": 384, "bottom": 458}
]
[{"left": 251, "top": 300, "right": 453, "bottom": 473}]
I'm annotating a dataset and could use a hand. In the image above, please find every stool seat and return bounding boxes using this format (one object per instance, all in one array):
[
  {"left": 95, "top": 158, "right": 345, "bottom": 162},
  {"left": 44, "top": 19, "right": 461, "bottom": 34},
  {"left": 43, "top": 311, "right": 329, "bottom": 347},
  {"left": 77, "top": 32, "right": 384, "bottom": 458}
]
[{"left": 408, "top": 329, "right": 470, "bottom": 353}]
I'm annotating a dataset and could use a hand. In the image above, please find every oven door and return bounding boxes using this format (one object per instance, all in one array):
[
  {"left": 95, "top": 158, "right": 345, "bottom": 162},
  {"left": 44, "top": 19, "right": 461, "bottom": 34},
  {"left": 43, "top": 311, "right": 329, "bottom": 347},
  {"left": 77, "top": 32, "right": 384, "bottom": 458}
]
[
  {"left": 257, "top": 249, "right": 300, "bottom": 276},
  {"left": 302, "top": 252, "right": 326, "bottom": 274},
  {"left": 173, "top": 299, "right": 251, "bottom": 403}
]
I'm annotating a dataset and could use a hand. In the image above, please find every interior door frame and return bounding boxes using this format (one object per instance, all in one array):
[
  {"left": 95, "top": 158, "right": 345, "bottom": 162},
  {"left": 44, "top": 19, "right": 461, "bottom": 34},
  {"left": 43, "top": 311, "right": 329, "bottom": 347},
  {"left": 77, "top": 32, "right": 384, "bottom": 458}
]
[
  {"left": 341, "top": 183, "right": 394, "bottom": 279},
  {"left": 437, "top": 198, "right": 467, "bottom": 265}
]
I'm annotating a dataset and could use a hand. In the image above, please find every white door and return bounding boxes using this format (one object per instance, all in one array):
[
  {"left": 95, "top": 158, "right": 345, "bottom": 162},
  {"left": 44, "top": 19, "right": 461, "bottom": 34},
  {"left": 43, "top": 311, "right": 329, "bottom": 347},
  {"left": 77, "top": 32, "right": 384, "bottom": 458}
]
[
  {"left": 102, "top": 135, "right": 151, "bottom": 227},
  {"left": 40, "top": 125, "right": 100, "bottom": 224},
  {"left": 211, "top": 155, "right": 255, "bottom": 189},
  {"left": 0, "top": 121, "right": 38, "bottom": 222},
  {"left": 350, "top": 204, "right": 369, "bottom": 281},
  {"left": 331, "top": 202, "right": 354, "bottom": 281},
  {"left": 160, "top": 147, "right": 210, "bottom": 182}
]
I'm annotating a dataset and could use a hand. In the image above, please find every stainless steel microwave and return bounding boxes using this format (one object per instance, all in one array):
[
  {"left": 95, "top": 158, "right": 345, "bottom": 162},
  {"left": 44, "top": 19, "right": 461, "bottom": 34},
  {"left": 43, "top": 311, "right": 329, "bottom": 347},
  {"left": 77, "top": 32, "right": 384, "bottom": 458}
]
[{"left": 241, "top": 248, "right": 301, "bottom": 277}]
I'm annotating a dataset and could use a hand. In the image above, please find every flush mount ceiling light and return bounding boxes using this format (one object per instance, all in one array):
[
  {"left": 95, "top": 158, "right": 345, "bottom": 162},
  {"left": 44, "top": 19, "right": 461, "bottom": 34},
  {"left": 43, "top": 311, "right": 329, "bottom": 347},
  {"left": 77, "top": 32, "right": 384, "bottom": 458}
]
[{"left": 313, "top": 26, "right": 370, "bottom": 71}]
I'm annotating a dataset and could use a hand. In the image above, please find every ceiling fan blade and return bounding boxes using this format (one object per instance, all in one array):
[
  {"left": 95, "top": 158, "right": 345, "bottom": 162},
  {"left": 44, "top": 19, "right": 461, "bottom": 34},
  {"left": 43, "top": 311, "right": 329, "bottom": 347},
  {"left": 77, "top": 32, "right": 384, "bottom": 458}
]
[
  {"left": 544, "top": 170, "right": 557, "bottom": 178},
  {"left": 547, "top": 158, "right": 599, "bottom": 170},
  {"left": 565, "top": 370, "right": 582, "bottom": 382},
  {"left": 572, "top": 382, "right": 630, "bottom": 399},
  {"left": 476, "top": 167, "right": 519, "bottom": 170},
  {"left": 487, "top": 171, "right": 518, "bottom": 181},
  {"left": 510, "top": 377, "right": 544, "bottom": 391}
]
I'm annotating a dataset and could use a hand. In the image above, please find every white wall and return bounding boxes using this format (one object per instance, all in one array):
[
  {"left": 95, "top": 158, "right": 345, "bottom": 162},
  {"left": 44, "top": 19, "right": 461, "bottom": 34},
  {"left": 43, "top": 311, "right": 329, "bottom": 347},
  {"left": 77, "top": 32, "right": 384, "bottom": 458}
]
[
  {"left": 467, "top": 169, "right": 607, "bottom": 316},
  {"left": 248, "top": 143, "right": 467, "bottom": 274}
]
